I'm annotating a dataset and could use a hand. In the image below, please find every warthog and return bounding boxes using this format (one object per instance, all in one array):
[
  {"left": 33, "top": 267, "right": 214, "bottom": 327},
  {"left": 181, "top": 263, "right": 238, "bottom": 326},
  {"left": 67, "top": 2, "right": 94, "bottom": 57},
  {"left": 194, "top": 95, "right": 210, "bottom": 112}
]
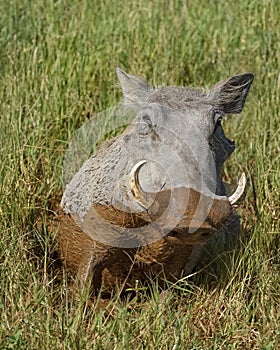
[{"left": 53, "top": 68, "right": 253, "bottom": 295}]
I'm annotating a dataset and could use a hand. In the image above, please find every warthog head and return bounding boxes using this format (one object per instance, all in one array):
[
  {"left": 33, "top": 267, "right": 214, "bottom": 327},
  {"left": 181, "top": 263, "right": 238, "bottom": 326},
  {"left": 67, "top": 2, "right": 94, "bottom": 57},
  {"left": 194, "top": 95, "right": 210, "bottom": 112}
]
[{"left": 61, "top": 68, "right": 253, "bottom": 249}]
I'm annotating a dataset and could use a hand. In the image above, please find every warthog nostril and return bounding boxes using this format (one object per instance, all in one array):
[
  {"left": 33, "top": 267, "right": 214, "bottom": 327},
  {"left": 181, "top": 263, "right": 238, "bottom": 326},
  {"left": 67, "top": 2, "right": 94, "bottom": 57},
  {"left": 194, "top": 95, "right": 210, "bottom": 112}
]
[
  {"left": 168, "top": 230, "right": 181, "bottom": 237},
  {"left": 200, "top": 232, "right": 211, "bottom": 238}
]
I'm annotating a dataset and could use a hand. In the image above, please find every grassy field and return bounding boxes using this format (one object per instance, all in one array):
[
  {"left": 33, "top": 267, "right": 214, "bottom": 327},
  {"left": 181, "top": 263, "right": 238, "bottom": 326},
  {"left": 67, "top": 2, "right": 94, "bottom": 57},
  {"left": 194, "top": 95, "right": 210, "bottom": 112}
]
[{"left": 0, "top": 0, "right": 279, "bottom": 348}]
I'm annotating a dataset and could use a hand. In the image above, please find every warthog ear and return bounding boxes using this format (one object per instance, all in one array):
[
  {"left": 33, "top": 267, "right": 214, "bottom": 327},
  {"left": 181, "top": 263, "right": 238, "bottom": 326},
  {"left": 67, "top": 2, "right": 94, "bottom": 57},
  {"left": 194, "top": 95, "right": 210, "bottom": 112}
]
[
  {"left": 207, "top": 73, "right": 254, "bottom": 114},
  {"left": 116, "top": 67, "right": 152, "bottom": 104}
]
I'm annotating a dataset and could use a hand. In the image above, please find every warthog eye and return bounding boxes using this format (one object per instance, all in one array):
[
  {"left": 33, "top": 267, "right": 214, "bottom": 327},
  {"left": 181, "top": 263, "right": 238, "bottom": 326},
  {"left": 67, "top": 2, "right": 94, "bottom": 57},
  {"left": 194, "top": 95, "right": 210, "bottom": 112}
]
[
  {"left": 212, "top": 110, "right": 223, "bottom": 133},
  {"left": 136, "top": 113, "right": 153, "bottom": 137}
]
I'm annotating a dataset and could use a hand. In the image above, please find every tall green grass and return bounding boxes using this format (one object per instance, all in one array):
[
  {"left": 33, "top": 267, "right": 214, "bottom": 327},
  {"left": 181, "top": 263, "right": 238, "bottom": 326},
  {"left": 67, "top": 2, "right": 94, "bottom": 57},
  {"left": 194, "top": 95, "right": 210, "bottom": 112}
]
[{"left": 0, "top": 0, "right": 279, "bottom": 348}]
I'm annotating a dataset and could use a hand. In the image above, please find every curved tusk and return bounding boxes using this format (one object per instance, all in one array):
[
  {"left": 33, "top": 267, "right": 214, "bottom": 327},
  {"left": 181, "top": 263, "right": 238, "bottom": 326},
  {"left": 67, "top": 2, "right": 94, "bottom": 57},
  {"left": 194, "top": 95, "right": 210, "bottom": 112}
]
[
  {"left": 228, "top": 172, "right": 247, "bottom": 206},
  {"left": 129, "top": 160, "right": 148, "bottom": 207}
]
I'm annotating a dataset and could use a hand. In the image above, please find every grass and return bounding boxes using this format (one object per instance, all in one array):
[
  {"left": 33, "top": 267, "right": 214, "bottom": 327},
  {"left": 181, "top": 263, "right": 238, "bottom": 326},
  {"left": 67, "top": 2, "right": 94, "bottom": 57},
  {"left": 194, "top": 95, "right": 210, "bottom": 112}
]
[{"left": 0, "top": 0, "right": 279, "bottom": 348}]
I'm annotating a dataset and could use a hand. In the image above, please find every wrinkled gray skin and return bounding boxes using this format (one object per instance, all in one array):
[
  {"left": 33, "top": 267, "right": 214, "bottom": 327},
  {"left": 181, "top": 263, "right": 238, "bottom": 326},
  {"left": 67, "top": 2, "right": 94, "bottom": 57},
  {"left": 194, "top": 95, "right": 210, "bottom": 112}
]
[{"left": 61, "top": 68, "right": 253, "bottom": 254}]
